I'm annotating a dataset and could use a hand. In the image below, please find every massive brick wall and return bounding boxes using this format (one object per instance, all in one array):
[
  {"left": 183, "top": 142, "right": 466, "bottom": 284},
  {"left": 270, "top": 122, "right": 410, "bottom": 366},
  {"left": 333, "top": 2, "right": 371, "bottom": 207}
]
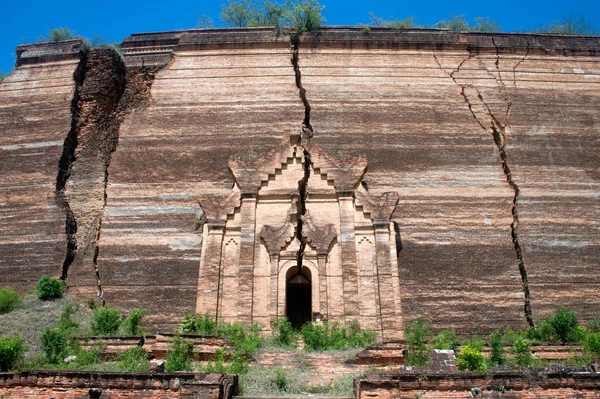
[
  {"left": 0, "top": 28, "right": 598, "bottom": 335},
  {"left": 0, "top": 40, "right": 85, "bottom": 291}
]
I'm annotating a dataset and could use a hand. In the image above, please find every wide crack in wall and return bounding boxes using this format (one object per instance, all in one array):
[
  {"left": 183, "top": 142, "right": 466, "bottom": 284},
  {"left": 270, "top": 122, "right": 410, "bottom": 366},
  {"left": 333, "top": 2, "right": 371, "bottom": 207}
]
[
  {"left": 56, "top": 49, "right": 126, "bottom": 304},
  {"left": 433, "top": 48, "right": 534, "bottom": 326},
  {"left": 291, "top": 33, "right": 314, "bottom": 276}
]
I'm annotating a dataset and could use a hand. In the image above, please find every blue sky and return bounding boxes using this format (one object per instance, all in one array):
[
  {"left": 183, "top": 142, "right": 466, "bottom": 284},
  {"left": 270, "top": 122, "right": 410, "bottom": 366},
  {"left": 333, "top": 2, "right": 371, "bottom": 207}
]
[{"left": 2, "top": 0, "right": 599, "bottom": 74}]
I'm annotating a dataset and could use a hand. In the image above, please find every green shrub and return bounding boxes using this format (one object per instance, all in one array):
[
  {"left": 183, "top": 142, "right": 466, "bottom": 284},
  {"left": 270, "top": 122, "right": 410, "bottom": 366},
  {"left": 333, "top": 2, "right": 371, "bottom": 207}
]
[
  {"left": 58, "top": 305, "right": 79, "bottom": 332},
  {"left": 300, "top": 321, "right": 375, "bottom": 352},
  {"left": 91, "top": 306, "right": 123, "bottom": 335},
  {"left": 121, "top": 308, "right": 147, "bottom": 336},
  {"left": 178, "top": 313, "right": 217, "bottom": 335},
  {"left": 430, "top": 329, "right": 461, "bottom": 351},
  {"left": 0, "top": 287, "right": 21, "bottom": 314},
  {"left": 529, "top": 307, "right": 585, "bottom": 343},
  {"left": 118, "top": 346, "right": 150, "bottom": 372},
  {"left": 369, "top": 13, "right": 416, "bottom": 29},
  {"left": 0, "top": 336, "right": 26, "bottom": 371},
  {"left": 584, "top": 332, "right": 600, "bottom": 360},
  {"left": 178, "top": 314, "right": 263, "bottom": 354},
  {"left": 271, "top": 317, "right": 296, "bottom": 347},
  {"left": 165, "top": 337, "right": 193, "bottom": 372},
  {"left": 456, "top": 344, "right": 488, "bottom": 371},
  {"left": 41, "top": 327, "right": 70, "bottom": 364},
  {"left": 286, "top": 0, "right": 325, "bottom": 34},
  {"left": 405, "top": 316, "right": 431, "bottom": 366},
  {"left": 204, "top": 348, "right": 250, "bottom": 374},
  {"left": 534, "top": 15, "right": 598, "bottom": 36},
  {"left": 36, "top": 276, "right": 66, "bottom": 300},
  {"left": 270, "top": 368, "right": 288, "bottom": 392},
  {"left": 511, "top": 336, "right": 533, "bottom": 367},
  {"left": 48, "top": 27, "right": 74, "bottom": 41},
  {"left": 488, "top": 330, "right": 505, "bottom": 366},
  {"left": 589, "top": 317, "right": 600, "bottom": 333},
  {"left": 217, "top": 321, "right": 263, "bottom": 353}
]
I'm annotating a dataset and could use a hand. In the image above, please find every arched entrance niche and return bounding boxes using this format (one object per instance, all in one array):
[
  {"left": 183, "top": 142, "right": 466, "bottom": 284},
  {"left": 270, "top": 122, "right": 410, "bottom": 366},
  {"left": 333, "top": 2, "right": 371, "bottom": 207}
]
[
  {"left": 285, "top": 266, "right": 311, "bottom": 329},
  {"left": 278, "top": 260, "right": 320, "bottom": 329}
]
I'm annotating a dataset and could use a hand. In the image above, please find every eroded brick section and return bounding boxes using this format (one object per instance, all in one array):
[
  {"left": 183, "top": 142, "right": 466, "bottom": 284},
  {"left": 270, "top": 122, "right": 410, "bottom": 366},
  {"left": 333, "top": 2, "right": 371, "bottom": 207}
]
[
  {"left": 357, "top": 371, "right": 600, "bottom": 399},
  {"left": 0, "top": 371, "right": 237, "bottom": 399}
]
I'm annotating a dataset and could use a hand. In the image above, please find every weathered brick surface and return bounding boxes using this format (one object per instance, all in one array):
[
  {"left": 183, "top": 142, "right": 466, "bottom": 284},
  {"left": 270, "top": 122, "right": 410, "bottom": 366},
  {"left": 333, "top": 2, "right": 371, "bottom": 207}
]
[
  {"left": 0, "top": 371, "right": 236, "bottom": 399},
  {"left": 0, "top": 40, "right": 85, "bottom": 291},
  {"left": 1, "top": 28, "right": 599, "bottom": 337},
  {"left": 358, "top": 371, "right": 600, "bottom": 399}
]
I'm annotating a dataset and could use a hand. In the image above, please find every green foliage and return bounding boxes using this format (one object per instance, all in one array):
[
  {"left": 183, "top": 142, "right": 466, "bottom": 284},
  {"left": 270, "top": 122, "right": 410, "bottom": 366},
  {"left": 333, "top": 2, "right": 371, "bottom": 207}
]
[
  {"left": 164, "top": 337, "right": 193, "bottom": 372},
  {"left": 178, "top": 313, "right": 263, "bottom": 353},
  {"left": 270, "top": 368, "right": 288, "bottom": 392},
  {"left": 511, "top": 336, "right": 533, "bottom": 367},
  {"left": 584, "top": 331, "right": 600, "bottom": 359},
  {"left": 488, "top": 330, "right": 505, "bottom": 366},
  {"left": 271, "top": 317, "right": 296, "bottom": 347},
  {"left": 589, "top": 317, "right": 600, "bottom": 333},
  {"left": 41, "top": 327, "right": 70, "bottom": 364},
  {"left": 179, "top": 313, "right": 217, "bottom": 335},
  {"left": 36, "top": 276, "right": 66, "bottom": 300},
  {"left": 197, "top": 15, "right": 215, "bottom": 28},
  {"left": 0, "top": 71, "right": 6, "bottom": 82},
  {"left": 369, "top": 12, "right": 415, "bottom": 29},
  {"left": 430, "top": 329, "right": 461, "bottom": 351},
  {"left": 405, "top": 316, "right": 431, "bottom": 366},
  {"left": 91, "top": 306, "right": 123, "bottom": 335},
  {"left": 456, "top": 344, "right": 488, "bottom": 371},
  {"left": 58, "top": 305, "right": 79, "bottom": 332},
  {"left": 218, "top": 321, "right": 263, "bottom": 353},
  {"left": 121, "top": 308, "right": 147, "bottom": 336},
  {"left": 286, "top": 0, "right": 325, "bottom": 34},
  {"left": 220, "top": 0, "right": 324, "bottom": 33},
  {"left": 118, "top": 346, "right": 150, "bottom": 372},
  {"left": 204, "top": 347, "right": 250, "bottom": 374},
  {"left": 221, "top": 0, "right": 257, "bottom": 27},
  {"left": 38, "top": 27, "right": 75, "bottom": 43},
  {"left": 529, "top": 307, "right": 585, "bottom": 343},
  {"left": 472, "top": 17, "right": 502, "bottom": 32},
  {"left": 0, "top": 335, "right": 26, "bottom": 371},
  {"left": 535, "top": 15, "right": 598, "bottom": 36},
  {"left": 435, "top": 15, "right": 501, "bottom": 32},
  {"left": 0, "top": 287, "right": 22, "bottom": 314},
  {"left": 300, "top": 320, "right": 376, "bottom": 352}
]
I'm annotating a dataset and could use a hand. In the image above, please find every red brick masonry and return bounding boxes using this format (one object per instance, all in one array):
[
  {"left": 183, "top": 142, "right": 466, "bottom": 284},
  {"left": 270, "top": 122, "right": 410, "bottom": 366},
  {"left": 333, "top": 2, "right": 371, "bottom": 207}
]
[
  {"left": 0, "top": 370, "right": 237, "bottom": 399},
  {"left": 357, "top": 370, "right": 600, "bottom": 399}
]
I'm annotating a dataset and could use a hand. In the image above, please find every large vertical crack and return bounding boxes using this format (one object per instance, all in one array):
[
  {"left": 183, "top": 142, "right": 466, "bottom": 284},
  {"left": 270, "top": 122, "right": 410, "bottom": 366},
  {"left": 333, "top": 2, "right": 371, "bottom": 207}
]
[
  {"left": 433, "top": 49, "right": 534, "bottom": 327},
  {"left": 55, "top": 49, "right": 126, "bottom": 306},
  {"left": 56, "top": 51, "right": 87, "bottom": 280},
  {"left": 290, "top": 33, "right": 313, "bottom": 275}
]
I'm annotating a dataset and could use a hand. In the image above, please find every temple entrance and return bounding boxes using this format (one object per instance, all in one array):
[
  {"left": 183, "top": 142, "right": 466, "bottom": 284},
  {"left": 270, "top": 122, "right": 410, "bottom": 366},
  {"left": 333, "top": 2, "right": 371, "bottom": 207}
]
[{"left": 285, "top": 266, "right": 312, "bottom": 329}]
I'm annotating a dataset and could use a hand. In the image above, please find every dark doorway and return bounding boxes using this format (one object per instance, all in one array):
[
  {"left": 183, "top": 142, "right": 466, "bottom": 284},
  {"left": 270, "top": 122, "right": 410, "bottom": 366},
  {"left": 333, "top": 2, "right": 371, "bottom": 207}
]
[{"left": 286, "top": 266, "right": 312, "bottom": 329}]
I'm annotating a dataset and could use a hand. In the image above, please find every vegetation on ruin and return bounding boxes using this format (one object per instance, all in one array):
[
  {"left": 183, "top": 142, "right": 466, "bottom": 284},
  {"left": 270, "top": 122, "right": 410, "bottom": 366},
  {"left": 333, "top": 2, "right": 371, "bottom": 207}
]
[
  {"left": 219, "top": 0, "right": 325, "bottom": 32},
  {"left": 405, "top": 316, "right": 432, "bottom": 366},
  {"left": 164, "top": 336, "right": 193, "bottom": 372},
  {"left": 0, "top": 71, "right": 6, "bottom": 82},
  {"left": 406, "top": 307, "right": 600, "bottom": 371},
  {"left": 300, "top": 320, "right": 376, "bottom": 351},
  {"left": 0, "top": 335, "right": 26, "bottom": 371},
  {"left": 36, "top": 276, "right": 66, "bottom": 300},
  {"left": 239, "top": 366, "right": 356, "bottom": 396},
  {"left": 0, "top": 287, "right": 22, "bottom": 314}
]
